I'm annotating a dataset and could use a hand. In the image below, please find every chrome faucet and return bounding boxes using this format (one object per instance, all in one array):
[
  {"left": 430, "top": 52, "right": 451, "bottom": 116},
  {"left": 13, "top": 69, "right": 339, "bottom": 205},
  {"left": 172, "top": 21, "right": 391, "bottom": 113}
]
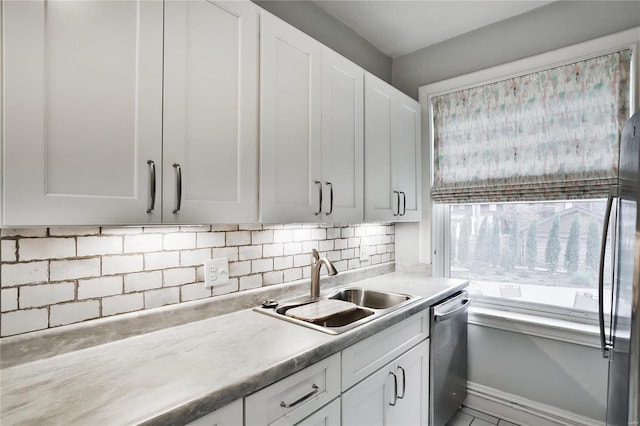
[{"left": 310, "top": 249, "right": 338, "bottom": 299}]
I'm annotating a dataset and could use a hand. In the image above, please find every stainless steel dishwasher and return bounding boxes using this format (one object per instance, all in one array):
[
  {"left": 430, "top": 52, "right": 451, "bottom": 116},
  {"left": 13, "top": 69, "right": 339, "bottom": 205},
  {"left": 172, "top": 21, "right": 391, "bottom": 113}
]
[{"left": 430, "top": 291, "right": 470, "bottom": 426}]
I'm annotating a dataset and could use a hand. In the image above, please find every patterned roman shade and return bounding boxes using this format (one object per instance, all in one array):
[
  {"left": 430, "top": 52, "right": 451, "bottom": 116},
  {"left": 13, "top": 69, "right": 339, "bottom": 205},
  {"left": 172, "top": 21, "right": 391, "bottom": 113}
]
[{"left": 431, "top": 50, "right": 633, "bottom": 204}]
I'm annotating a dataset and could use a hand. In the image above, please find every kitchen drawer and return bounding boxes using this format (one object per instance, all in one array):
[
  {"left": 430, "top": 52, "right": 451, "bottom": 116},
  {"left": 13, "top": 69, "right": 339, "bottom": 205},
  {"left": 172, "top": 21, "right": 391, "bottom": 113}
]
[
  {"left": 245, "top": 352, "right": 340, "bottom": 426},
  {"left": 186, "top": 399, "right": 242, "bottom": 426},
  {"left": 296, "top": 397, "right": 340, "bottom": 426},
  {"left": 341, "top": 309, "right": 429, "bottom": 391}
]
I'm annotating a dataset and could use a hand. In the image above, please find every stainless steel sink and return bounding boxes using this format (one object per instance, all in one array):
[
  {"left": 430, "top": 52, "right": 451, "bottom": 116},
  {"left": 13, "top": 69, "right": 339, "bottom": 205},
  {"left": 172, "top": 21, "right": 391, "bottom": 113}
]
[
  {"left": 328, "top": 288, "right": 410, "bottom": 309},
  {"left": 255, "top": 287, "right": 419, "bottom": 334}
]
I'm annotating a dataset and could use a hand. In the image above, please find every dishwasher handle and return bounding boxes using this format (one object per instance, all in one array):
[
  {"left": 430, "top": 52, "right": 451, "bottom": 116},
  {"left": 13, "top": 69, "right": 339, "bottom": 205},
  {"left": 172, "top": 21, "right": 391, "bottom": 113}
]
[{"left": 434, "top": 298, "right": 470, "bottom": 322}]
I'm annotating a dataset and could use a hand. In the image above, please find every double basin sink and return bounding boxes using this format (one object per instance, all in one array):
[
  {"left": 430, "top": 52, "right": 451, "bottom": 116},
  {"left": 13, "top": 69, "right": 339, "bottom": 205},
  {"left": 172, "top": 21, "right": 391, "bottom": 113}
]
[{"left": 255, "top": 287, "right": 420, "bottom": 334}]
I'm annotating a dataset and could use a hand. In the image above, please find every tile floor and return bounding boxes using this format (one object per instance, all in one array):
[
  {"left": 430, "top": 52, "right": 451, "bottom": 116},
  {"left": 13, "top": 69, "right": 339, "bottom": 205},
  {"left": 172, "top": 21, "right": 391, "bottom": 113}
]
[{"left": 446, "top": 406, "right": 520, "bottom": 426}]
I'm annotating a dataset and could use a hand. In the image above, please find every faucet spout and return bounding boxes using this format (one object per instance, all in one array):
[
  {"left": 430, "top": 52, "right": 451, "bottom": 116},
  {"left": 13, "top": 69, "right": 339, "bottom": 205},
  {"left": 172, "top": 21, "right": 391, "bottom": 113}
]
[{"left": 310, "top": 249, "right": 338, "bottom": 299}]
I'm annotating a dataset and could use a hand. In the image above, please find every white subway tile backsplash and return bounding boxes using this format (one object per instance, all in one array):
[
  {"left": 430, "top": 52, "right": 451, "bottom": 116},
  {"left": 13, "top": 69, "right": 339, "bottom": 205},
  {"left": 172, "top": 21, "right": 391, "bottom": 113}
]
[
  {"left": 310, "top": 228, "right": 326, "bottom": 240},
  {"left": 283, "top": 268, "right": 302, "bottom": 282},
  {"left": 144, "top": 251, "right": 180, "bottom": 271},
  {"left": 77, "top": 236, "right": 122, "bottom": 257},
  {"left": 20, "top": 282, "right": 75, "bottom": 308},
  {"left": 164, "top": 233, "right": 196, "bottom": 250},
  {"left": 212, "top": 247, "right": 238, "bottom": 262},
  {"left": 163, "top": 267, "right": 196, "bottom": 287},
  {"left": 50, "top": 300, "right": 100, "bottom": 327},
  {"left": 293, "top": 229, "right": 310, "bottom": 242},
  {"left": 144, "top": 287, "right": 180, "bottom": 309},
  {"left": 0, "top": 222, "right": 394, "bottom": 336},
  {"left": 50, "top": 259, "right": 100, "bottom": 281},
  {"left": 181, "top": 283, "right": 212, "bottom": 301},
  {"left": 293, "top": 254, "right": 311, "bottom": 267},
  {"left": 263, "top": 271, "right": 283, "bottom": 285},
  {"left": 2, "top": 261, "right": 49, "bottom": 287},
  {"left": 1, "top": 240, "right": 17, "bottom": 262},
  {"left": 273, "top": 230, "right": 293, "bottom": 243},
  {"left": 229, "top": 261, "right": 251, "bottom": 277},
  {"left": 226, "top": 231, "right": 250, "bottom": 246},
  {"left": 1, "top": 308, "right": 48, "bottom": 336},
  {"left": 20, "top": 237, "right": 75, "bottom": 261},
  {"left": 212, "top": 278, "right": 238, "bottom": 296},
  {"left": 180, "top": 249, "right": 212, "bottom": 267},
  {"left": 78, "top": 276, "right": 123, "bottom": 300},
  {"left": 283, "top": 242, "right": 302, "bottom": 256},
  {"left": 1, "top": 228, "right": 47, "bottom": 238},
  {"left": 196, "top": 232, "right": 225, "bottom": 248},
  {"left": 251, "top": 258, "right": 272, "bottom": 274},
  {"left": 102, "top": 255, "right": 143, "bottom": 275},
  {"left": 239, "top": 245, "right": 262, "bottom": 261},
  {"left": 263, "top": 243, "right": 283, "bottom": 257},
  {"left": 1, "top": 288, "right": 18, "bottom": 312},
  {"left": 251, "top": 230, "right": 273, "bottom": 245},
  {"left": 239, "top": 274, "right": 262, "bottom": 290},
  {"left": 124, "top": 271, "right": 163, "bottom": 293},
  {"left": 102, "top": 227, "right": 143, "bottom": 235},
  {"left": 273, "top": 256, "right": 293, "bottom": 270},
  {"left": 124, "top": 234, "right": 163, "bottom": 253},
  {"left": 102, "top": 293, "right": 143, "bottom": 316}
]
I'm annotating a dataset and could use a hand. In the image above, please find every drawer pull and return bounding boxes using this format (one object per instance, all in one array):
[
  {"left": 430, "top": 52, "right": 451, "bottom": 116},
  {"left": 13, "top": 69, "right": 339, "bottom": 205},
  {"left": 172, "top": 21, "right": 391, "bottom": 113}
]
[
  {"left": 389, "top": 372, "right": 398, "bottom": 406},
  {"left": 280, "top": 384, "right": 319, "bottom": 408},
  {"left": 397, "top": 366, "right": 406, "bottom": 399}
]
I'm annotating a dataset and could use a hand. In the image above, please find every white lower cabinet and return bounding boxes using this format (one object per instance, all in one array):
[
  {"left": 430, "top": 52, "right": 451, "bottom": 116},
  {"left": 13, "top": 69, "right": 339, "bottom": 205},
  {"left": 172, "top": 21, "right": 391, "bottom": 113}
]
[
  {"left": 245, "top": 353, "right": 341, "bottom": 426},
  {"left": 186, "top": 399, "right": 243, "bottom": 426},
  {"left": 342, "top": 340, "right": 429, "bottom": 426},
  {"left": 242, "top": 310, "right": 430, "bottom": 426}
]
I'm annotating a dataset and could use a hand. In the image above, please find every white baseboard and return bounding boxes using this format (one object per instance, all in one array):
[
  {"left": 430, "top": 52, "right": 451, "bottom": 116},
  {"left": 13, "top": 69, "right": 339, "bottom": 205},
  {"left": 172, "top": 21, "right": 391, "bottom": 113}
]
[{"left": 464, "top": 381, "right": 604, "bottom": 426}]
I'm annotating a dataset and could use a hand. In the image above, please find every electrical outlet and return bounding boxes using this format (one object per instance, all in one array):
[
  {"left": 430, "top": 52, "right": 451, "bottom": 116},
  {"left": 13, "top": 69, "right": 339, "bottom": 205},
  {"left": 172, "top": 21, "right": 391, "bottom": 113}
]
[{"left": 204, "top": 257, "right": 229, "bottom": 289}]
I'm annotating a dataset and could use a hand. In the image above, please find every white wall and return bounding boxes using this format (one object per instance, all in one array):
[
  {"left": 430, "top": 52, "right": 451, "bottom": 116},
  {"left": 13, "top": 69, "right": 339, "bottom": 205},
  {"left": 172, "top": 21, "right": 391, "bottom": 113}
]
[
  {"left": 469, "top": 324, "right": 609, "bottom": 422},
  {"left": 392, "top": 0, "right": 640, "bottom": 99}
]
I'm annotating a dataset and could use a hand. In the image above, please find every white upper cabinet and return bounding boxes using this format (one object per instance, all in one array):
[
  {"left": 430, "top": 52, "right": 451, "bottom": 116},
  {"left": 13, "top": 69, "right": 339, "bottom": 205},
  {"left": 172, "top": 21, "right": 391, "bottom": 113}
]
[
  {"left": 321, "top": 47, "right": 364, "bottom": 222},
  {"left": 364, "top": 72, "right": 421, "bottom": 222},
  {"left": 2, "top": 0, "right": 164, "bottom": 226},
  {"left": 260, "top": 12, "right": 364, "bottom": 223},
  {"left": 260, "top": 12, "right": 323, "bottom": 223},
  {"left": 2, "top": 0, "right": 259, "bottom": 226},
  {"left": 163, "top": 0, "right": 258, "bottom": 224}
]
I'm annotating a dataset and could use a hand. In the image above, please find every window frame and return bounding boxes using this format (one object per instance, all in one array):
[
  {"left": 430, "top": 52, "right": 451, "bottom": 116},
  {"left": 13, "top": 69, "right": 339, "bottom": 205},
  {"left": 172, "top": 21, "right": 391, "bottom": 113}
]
[{"left": 419, "top": 27, "right": 639, "bottom": 322}]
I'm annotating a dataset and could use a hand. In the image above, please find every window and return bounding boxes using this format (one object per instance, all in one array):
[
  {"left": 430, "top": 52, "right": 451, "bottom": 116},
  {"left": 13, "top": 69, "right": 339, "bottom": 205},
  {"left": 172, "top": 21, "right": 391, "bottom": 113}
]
[
  {"left": 420, "top": 30, "right": 637, "bottom": 321},
  {"left": 449, "top": 200, "right": 613, "bottom": 318}
]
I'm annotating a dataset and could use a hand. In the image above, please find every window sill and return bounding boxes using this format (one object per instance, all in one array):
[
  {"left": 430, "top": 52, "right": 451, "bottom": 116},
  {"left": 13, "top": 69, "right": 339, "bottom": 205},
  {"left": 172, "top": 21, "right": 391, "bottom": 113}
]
[{"left": 468, "top": 306, "right": 601, "bottom": 348}]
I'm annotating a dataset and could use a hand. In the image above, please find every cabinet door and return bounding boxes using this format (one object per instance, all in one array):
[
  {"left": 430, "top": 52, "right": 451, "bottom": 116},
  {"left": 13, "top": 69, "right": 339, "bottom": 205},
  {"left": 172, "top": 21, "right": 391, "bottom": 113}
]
[
  {"left": 389, "top": 340, "right": 429, "bottom": 426},
  {"left": 364, "top": 73, "right": 396, "bottom": 222},
  {"left": 393, "top": 94, "right": 421, "bottom": 222},
  {"left": 186, "top": 399, "right": 243, "bottom": 426},
  {"left": 260, "top": 12, "right": 322, "bottom": 223},
  {"left": 2, "top": 0, "right": 163, "bottom": 226},
  {"left": 321, "top": 47, "right": 364, "bottom": 222},
  {"left": 163, "top": 0, "right": 258, "bottom": 223},
  {"left": 342, "top": 364, "right": 394, "bottom": 426}
]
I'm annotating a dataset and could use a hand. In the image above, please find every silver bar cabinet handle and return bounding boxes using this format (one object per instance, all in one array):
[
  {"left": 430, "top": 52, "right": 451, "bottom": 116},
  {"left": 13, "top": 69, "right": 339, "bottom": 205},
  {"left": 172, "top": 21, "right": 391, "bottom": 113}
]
[
  {"left": 173, "top": 163, "right": 182, "bottom": 214},
  {"left": 314, "top": 181, "right": 323, "bottom": 216},
  {"left": 388, "top": 371, "right": 398, "bottom": 406},
  {"left": 325, "top": 182, "right": 333, "bottom": 216},
  {"left": 397, "top": 366, "right": 406, "bottom": 399},
  {"left": 400, "top": 191, "right": 406, "bottom": 216},
  {"left": 280, "top": 384, "right": 319, "bottom": 408},
  {"left": 146, "top": 160, "right": 156, "bottom": 213},
  {"left": 598, "top": 186, "right": 617, "bottom": 359},
  {"left": 393, "top": 191, "right": 400, "bottom": 216}
]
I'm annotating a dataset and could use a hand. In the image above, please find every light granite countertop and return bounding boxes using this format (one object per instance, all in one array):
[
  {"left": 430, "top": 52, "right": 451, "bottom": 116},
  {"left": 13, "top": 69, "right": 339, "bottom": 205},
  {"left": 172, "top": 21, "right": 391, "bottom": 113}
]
[{"left": 0, "top": 271, "right": 466, "bottom": 425}]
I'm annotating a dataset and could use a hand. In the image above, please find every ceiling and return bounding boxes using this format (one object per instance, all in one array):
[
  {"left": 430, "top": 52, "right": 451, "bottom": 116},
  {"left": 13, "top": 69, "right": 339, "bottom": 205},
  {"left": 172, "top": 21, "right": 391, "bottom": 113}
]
[{"left": 313, "top": 1, "right": 553, "bottom": 58}]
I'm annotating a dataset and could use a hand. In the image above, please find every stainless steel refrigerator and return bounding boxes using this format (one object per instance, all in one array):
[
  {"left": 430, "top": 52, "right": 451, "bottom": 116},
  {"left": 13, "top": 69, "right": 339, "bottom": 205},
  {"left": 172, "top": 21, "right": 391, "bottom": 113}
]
[{"left": 600, "top": 109, "right": 640, "bottom": 426}]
